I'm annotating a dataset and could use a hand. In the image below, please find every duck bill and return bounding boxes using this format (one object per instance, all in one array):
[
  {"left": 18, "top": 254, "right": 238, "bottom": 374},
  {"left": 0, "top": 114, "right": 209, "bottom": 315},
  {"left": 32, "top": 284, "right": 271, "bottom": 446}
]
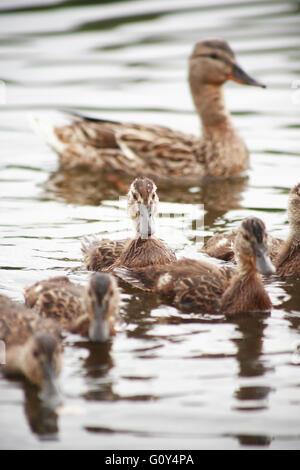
[
  {"left": 229, "top": 63, "right": 266, "bottom": 88},
  {"left": 254, "top": 243, "right": 276, "bottom": 276},
  {"left": 89, "top": 305, "right": 110, "bottom": 343},
  {"left": 139, "top": 204, "right": 155, "bottom": 240},
  {"left": 40, "top": 364, "right": 62, "bottom": 410}
]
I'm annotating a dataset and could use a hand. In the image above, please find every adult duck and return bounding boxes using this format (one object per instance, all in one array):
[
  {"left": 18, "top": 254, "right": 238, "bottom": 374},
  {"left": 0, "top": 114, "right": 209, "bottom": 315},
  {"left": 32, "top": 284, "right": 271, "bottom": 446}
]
[
  {"left": 82, "top": 177, "right": 176, "bottom": 271},
  {"left": 24, "top": 273, "right": 120, "bottom": 342},
  {"left": 31, "top": 39, "right": 265, "bottom": 182},
  {"left": 0, "top": 295, "right": 62, "bottom": 405},
  {"left": 115, "top": 217, "right": 275, "bottom": 316}
]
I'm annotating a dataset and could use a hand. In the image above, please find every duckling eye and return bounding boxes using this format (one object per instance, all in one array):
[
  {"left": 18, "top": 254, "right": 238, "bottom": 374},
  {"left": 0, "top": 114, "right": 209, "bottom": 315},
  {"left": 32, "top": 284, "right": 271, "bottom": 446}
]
[
  {"left": 152, "top": 194, "right": 156, "bottom": 200},
  {"left": 243, "top": 235, "right": 250, "bottom": 241},
  {"left": 133, "top": 193, "right": 138, "bottom": 201},
  {"left": 33, "top": 350, "right": 39, "bottom": 359},
  {"left": 210, "top": 53, "right": 219, "bottom": 60}
]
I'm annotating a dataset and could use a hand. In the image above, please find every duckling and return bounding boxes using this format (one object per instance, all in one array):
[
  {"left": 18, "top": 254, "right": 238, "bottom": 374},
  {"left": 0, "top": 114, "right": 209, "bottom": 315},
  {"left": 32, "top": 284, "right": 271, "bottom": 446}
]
[
  {"left": 275, "top": 184, "right": 300, "bottom": 279},
  {"left": 31, "top": 39, "right": 265, "bottom": 182},
  {"left": 202, "top": 228, "right": 282, "bottom": 263},
  {"left": 202, "top": 183, "right": 300, "bottom": 279},
  {"left": 0, "top": 295, "right": 62, "bottom": 405},
  {"left": 115, "top": 217, "right": 275, "bottom": 315},
  {"left": 24, "top": 273, "right": 120, "bottom": 343},
  {"left": 82, "top": 177, "right": 176, "bottom": 271}
]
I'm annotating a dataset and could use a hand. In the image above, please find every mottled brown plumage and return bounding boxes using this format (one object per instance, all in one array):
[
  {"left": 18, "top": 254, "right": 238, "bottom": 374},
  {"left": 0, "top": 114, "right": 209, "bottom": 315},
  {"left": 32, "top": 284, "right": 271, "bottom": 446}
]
[
  {"left": 275, "top": 184, "right": 300, "bottom": 279},
  {"left": 0, "top": 295, "right": 62, "bottom": 400},
  {"left": 202, "top": 230, "right": 282, "bottom": 263},
  {"left": 31, "top": 39, "right": 265, "bottom": 182},
  {"left": 82, "top": 177, "right": 176, "bottom": 272},
  {"left": 115, "top": 217, "right": 274, "bottom": 316},
  {"left": 203, "top": 183, "right": 300, "bottom": 280},
  {"left": 24, "top": 273, "right": 120, "bottom": 342}
]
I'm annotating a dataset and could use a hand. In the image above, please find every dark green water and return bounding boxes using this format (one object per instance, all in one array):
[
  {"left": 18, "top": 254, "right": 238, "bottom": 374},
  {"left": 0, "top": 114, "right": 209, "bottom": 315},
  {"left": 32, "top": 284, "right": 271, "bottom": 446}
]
[{"left": 0, "top": 0, "right": 300, "bottom": 449}]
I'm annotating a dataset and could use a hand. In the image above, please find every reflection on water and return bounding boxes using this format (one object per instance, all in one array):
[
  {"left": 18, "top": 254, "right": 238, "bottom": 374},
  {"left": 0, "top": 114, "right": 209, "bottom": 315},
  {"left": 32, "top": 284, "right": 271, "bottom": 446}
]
[
  {"left": 43, "top": 168, "right": 248, "bottom": 222},
  {"left": 0, "top": 0, "right": 300, "bottom": 451},
  {"left": 232, "top": 315, "right": 270, "bottom": 379},
  {"left": 24, "top": 384, "right": 60, "bottom": 438}
]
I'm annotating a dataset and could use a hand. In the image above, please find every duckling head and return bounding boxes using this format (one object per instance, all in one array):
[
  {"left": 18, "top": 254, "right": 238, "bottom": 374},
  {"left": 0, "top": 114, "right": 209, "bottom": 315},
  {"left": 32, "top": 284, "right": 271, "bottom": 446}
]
[
  {"left": 22, "top": 332, "right": 62, "bottom": 408},
  {"left": 189, "top": 38, "right": 266, "bottom": 90},
  {"left": 288, "top": 183, "right": 300, "bottom": 240},
  {"left": 127, "top": 177, "right": 159, "bottom": 239},
  {"left": 235, "top": 217, "right": 275, "bottom": 276},
  {"left": 86, "top": 273, "right": 120, "bottom": 343}
]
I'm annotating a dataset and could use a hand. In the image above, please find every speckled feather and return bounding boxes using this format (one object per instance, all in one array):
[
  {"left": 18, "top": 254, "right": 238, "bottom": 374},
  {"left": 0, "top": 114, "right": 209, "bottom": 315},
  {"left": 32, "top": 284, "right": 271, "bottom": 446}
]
[
  {"left": 203, "top": 230, "right": 282, "bottom": 263},
  {"left": 0, "top": 295, "right": 62, "bottom": 346},
  {"left": 24, "top": 277, "right": 86, "bottom": 332},
  {"left": 24, "top": 275, "right": 120, "bottom": 339},
  {"left": 82, "top": 238, "right": 130, "bottom": 271},
  {"left": 203, "top": 183, "right": 300, "bottom": 280},
  {"left": 115, "top": 218, "right": 274, "bottom": 315}
]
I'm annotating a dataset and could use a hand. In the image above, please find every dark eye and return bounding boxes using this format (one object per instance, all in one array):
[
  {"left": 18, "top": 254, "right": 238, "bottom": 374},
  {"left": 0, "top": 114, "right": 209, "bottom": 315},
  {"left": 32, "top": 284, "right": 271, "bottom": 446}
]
[
  {"left": 33, "top": 350, "right": 39, "bottom": 359},
  {"left": 133, "top": 193, "right": 138, "bottom": 201},
  {"left": 243, "top": 235, "right": 250, "bottom": 241},
  {"left": 152, "top": 194, "right": 156, "bottom": 200},
  {"left": 210, "top": 53, "right": 218, "bottom": 60}
]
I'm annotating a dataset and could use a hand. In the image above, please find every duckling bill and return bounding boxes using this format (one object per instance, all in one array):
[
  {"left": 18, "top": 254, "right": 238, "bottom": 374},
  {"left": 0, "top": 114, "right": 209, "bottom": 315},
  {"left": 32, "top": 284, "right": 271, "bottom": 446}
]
[
  {"left": 115, "top": 217, "right": 275, "bottom": 316},
  {"left": 24, "top": 273, "right": 120, "bottom": 343},
  {"left": 0, "top": 295, "right": 62, "bottom": 407}
]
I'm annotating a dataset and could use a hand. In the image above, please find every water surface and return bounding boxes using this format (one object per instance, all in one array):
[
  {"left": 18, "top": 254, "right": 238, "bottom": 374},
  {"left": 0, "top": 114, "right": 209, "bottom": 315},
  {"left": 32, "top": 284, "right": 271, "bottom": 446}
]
[{"left": 0, "top": 0, "right": 300, "bottom": 450}]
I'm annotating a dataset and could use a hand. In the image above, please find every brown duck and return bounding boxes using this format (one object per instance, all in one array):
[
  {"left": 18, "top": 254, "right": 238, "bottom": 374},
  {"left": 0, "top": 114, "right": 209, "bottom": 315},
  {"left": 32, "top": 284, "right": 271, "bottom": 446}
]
[
  {"left": 24, "top": 273, "right": 120, "bottom": 342},
  {"left": 115, "top": 217, "right": 275, "bottom": 316},
  {"left": 31, "top": 39, "right": 265, "bottom": 182},
  {"left": 203, "top": 183, "right": 300, "bottom": 279},
  {"left": 276, "top": 183, "right": 300, "bottom": 278},
  {"left": 82, "top": 177, "right": 176, "bottom": 271},
  {"left": 0, "top": 295, "right": 62, "bottom": 405}
]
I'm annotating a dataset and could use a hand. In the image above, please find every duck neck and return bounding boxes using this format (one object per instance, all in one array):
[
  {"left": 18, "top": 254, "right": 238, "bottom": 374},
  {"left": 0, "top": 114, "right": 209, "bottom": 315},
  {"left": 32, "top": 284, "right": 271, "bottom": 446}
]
[
  {"left": 190, "top": 82, "right": 232, "bottom": 130},
  {"left": 277, "top": 227, "right": 300, "bottom": 267},
  {"left": 236, "top": 255, "right": 257, "bottom": 280},
  {"left": 221, "top": 263, "right": 271, "bottom": 315},
  {"left": 221, "top": 270, "right": 270, "bottom": 315}
]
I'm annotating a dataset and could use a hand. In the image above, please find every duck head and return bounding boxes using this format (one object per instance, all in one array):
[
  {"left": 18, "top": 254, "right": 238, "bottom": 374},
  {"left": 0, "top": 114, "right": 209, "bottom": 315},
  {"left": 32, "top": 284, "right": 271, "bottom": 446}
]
[
  {"left": 127, "top": 177, "right": 159, "bottom": 240},
  {"left": 235, "top": 217, "right": 275, "bottom": 276},
  {"left": 22, "top": 332, "right": 62, "bottom": 409},
  {"left": 189, "top": 38, "right": 266, "bottom": 89},
  {"left": 86, "top": 273, "right": 120, "bottom": 343}
]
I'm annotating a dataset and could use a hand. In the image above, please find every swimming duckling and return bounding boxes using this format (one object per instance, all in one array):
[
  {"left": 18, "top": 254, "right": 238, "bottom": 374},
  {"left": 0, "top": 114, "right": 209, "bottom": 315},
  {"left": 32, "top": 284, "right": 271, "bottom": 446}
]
[
  {"left": 0, "top": 295, "right": 62, "bottom": 405},
  {"left": 202, "top": 183, "right": 300, "bottom": 280},
  {"left": 31, "top": 39, "right": 265, "bottom": 183},
  {"left": 115, "top": 217, "right": 275, "bottom": 315},
  {"left": 82, "top": 177, "right": 176, "bottom": 271},
  {"left": 202, "top": 228, "right": 282, "bottom": 263},
  {"left": 275, "top": 183, "right": 300, "bottom": 279},
  {"left": 24, "top": 273, "right": 120, "bottom": 342}
]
